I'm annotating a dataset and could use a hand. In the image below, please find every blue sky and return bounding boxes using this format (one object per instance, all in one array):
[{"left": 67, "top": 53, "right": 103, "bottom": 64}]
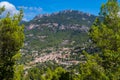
[{"left": 0, "top": 0, "right": 106, "bottom": 21}]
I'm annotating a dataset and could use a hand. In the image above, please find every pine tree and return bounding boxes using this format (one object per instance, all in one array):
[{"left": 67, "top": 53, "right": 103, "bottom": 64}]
[
  {"left": 89, "top": 0, "right": 120, "bottom": 79},
  {"left": 0, "top": 9, "right": 24, "bottom": 80},
  {"left": 79, "top": 52, "right": 108, "bottom": 80}
]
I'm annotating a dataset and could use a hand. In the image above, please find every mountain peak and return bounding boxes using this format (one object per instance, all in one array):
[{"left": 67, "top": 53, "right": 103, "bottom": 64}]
[{"left": 34, "top": 10, "right": 94, "bottom": 20}]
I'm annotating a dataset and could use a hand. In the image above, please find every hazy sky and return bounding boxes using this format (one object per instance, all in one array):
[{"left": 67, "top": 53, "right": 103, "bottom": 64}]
[{"left": 0, "top": 0, "right": 107, "bottom": 21}]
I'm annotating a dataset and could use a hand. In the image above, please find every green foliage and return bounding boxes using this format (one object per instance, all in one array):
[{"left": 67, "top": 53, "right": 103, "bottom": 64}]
[
  {"left": 79, "top": 52, "right": 108, "bottom": 80},
  {"left": 0, "top": 10, "right": 24, "bottom": 80},
  {"left": 25, "top": 28, "right": 88, "bottom": 49},
  {"left": 24, "top": 67, "right": 42, "bottom": 80},
  {"left": 24, "top": 67, "right": 72, "bottom": 80},
  {"left": 13, "top": 65, "right": 24, "bottom": 80},
  {"left": 86, "top": 0, "right": 120, "bottom": 79}
]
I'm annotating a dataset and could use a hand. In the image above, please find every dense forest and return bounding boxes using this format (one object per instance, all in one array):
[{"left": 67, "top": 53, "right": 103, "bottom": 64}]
[{"left": 0, "top": 0, "right": 120, "bottom": 80}]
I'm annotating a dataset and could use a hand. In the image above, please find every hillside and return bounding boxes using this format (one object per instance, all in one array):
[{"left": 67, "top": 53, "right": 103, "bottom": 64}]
[{"left": 21, "top": 10, "right": 96, "bottom": 68}]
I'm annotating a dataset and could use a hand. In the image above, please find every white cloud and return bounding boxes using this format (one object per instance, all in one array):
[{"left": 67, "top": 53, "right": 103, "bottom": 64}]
[
  {"left": 23, "top": 12, "right": 37, "bottom": 21},
  {"left": 18, "top": 6, "right": 43, "bottom": 12},
  {"left": 0, "top": 1, "right": 19, "bottom": 17},
  {"left": 22, "top": 17, "right": 28, "bottom": 21},
  {"left": 18, "top": 6, "right": 28, "bottom": 10},
  {"left": 17, "top": 6, "right": 43, "bottom": 21},
  {"left": 29, "top": 7, "right": 33, "bottom": 10}
]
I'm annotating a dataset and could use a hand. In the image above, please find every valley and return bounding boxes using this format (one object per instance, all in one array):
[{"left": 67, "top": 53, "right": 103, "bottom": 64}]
[{"left": 21, "top": 10, "right": 96, "bottom": 70}]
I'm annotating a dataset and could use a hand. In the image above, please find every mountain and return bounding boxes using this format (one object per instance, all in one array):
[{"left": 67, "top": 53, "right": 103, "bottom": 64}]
[
  {"left": 21, "top": 10, "right": 97, "bottom": 68},
  {"left": 25, "top": 10, "right": 96, "bottom": 31}
]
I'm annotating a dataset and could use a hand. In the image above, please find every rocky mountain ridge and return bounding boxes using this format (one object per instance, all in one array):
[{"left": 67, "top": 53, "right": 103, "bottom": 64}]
[{"left": 25, "top": 10, "right": 96, "bottom": 32}]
